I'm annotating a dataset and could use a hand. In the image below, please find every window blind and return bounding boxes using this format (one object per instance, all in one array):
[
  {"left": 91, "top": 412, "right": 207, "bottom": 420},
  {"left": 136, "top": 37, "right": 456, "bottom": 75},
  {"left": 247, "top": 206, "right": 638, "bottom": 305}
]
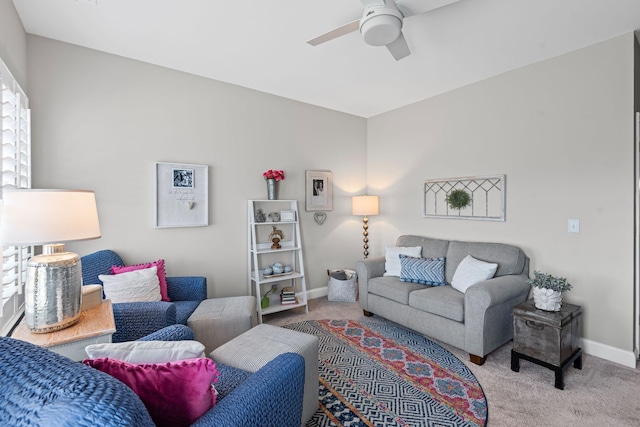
[{"left": 0, "top": 58, "right": 31, "bottom": 336}]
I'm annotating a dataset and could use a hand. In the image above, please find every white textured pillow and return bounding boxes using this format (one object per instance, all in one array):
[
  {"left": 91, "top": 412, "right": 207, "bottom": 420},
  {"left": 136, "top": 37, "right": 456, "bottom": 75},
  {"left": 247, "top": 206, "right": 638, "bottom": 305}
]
[
  {"left": 451, "top": 255, "right": 498, "bottom": 293},
  {"left": 99, "top": 266, "right": 161, "bottom": 303},
  {"left": 383, "top": 246, "right": 422, "bottom": 276},
  {"left": 85, "top": 340, "right": 206, "bottom": 363}
]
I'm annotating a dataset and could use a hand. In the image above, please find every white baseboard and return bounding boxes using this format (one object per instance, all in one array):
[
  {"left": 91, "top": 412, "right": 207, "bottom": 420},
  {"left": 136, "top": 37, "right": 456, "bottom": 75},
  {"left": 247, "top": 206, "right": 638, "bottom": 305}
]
[
  {"left": 306, "top": 286, "right": 328, "bottom": 300},
  {"left": 581, "top": 338, "right": 637, "bottom": 368}
]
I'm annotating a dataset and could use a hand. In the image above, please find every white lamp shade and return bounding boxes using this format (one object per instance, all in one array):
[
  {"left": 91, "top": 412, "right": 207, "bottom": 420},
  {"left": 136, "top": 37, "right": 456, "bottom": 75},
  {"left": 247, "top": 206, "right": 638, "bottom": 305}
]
[
  {"left": 0, "top": 189, "right": 101, "bottom": 245},
  {"left": 352, "top": 195, "right": 379, "bottom": 216}
]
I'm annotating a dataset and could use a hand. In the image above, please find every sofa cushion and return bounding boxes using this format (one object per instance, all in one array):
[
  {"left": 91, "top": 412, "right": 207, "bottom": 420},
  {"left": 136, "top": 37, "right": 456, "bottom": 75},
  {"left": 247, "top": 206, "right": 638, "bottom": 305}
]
[
  {"left": 368, "top": 276, "right": 425, "bottom": 305},
  {"left": 451, "top": 255, "right": 498, "bottom": 293},
  {"left": 445, "top": 240, "right": 526, "bottom": 284},
  {"left": 399, "top": 255, "right": 446, "bottom": 286},
  {"left": 383, "top": 246, "right": 422, "bottom": 276},
  {"left": 408, "top": 285, "right": 465, "bottom": 322},
  {"left": 396, "top": 235, "right": 449, "bottom": 260}
]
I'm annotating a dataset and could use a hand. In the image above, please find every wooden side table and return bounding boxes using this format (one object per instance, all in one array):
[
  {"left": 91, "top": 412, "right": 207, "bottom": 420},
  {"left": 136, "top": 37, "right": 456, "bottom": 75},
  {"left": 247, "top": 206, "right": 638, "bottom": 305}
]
[
  {"left": 511, "top": 299, "right": 583, "bottom": 390},
  {"left": 12, "top": 299, "right": 116, "bottom": 361}
]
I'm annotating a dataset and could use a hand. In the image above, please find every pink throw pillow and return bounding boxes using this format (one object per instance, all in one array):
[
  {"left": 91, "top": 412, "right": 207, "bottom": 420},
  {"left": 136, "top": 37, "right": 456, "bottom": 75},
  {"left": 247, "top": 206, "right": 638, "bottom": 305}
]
[
  {"left": 84, "top": 357, "right": 218, "bottom": 427},
  {"left": 111, "top": 259, "right": 170, "bottom": 301}
]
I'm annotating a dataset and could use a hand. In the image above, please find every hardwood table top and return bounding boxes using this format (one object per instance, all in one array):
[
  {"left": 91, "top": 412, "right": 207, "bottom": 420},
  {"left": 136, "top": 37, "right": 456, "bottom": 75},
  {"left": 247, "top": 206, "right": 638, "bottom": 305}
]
[{"left": 12, "top": 299, "right": 116, "bottom": 348}]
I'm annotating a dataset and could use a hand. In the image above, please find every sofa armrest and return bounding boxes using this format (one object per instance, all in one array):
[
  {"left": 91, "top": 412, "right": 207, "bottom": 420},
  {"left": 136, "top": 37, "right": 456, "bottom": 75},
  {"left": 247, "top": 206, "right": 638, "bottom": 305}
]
[
  {"left": 355, "top": 256, "right": 385, "bottom": 311},
  {"left": 464, "top": 274, "right": 531, "bottom": 357},
  {"left": 166, "top": 276, "right": 207, "bottom": 302},
  {"left": 138, "top": 324, "right": 195, "bottom": 341},
  {"left": 112, "top": 302, "right": 177, "bottom": 343},
  {"left": 192, "top": 353, "right": 305, "bottom": 427}
]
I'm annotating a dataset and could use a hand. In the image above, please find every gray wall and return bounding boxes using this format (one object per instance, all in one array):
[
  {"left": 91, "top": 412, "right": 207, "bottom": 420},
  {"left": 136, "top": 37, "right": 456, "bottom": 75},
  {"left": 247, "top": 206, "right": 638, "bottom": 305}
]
[
  {"left": 0, "top": 0, "right": 27, "bottom": 88},
  {"left": 27, "top": 35, "right": 368, "bottom": 298},
  {"left": 367, "top": 34, "right": 635, "bottom": 356}
]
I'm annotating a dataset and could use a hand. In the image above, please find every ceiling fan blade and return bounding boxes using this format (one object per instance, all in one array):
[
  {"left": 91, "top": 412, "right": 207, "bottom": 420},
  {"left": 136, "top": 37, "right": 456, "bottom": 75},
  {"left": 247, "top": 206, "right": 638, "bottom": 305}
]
[
  {"left": 395, "top": 0, "right": 461, "bottom": 18},
  {"left": 307, "top": 19, "right": 360, "bottom": 46},
  {"left": 386, "top": 32, "right": 410, "bottom": 61},
  {"left": 360, "top": 0, "right": 387, "bottom": 8}
]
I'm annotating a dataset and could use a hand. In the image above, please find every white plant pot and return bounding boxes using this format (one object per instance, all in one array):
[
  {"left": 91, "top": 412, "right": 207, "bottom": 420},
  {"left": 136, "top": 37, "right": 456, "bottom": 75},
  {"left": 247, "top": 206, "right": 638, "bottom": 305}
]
[{"left": 533, "top": 287, "right": 563, "bottom": 311}]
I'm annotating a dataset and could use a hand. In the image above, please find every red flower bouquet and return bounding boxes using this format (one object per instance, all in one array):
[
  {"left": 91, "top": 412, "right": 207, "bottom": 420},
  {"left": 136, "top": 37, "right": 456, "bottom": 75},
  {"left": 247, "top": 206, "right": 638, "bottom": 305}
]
[{"left": 263, "top": 169, "right": 285, "bottom": 181}]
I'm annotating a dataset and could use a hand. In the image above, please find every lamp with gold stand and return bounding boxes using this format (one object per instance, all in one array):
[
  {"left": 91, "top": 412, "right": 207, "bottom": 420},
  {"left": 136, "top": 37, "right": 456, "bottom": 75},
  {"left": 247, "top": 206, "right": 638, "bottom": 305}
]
[
  {"left": 0, "top": 189, "right": 101, "bottom": 333},
  {"left": 352, "top": 195, "right": 379, "bottom": 259}
]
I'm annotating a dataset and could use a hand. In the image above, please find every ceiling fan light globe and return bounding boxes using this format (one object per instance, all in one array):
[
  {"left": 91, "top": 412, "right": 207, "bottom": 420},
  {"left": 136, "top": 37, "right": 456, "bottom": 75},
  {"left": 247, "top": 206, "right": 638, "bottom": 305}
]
[{"left": 360, "top": 12, "right": 402, "bottom": 46}]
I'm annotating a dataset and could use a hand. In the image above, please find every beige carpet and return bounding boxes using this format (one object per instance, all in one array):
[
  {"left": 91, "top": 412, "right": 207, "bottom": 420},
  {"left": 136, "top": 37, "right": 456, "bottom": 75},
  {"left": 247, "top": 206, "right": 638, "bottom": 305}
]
[{"left": 265, "top": 298, "right": 640, "bottom": 427}]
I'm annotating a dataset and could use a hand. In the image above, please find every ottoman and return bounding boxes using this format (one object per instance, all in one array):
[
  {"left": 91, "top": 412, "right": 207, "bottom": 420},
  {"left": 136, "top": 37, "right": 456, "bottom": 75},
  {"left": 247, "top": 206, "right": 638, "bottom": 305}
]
[
  {"left": 211, "top": 323, "right": 319, "bottom": 426},
  {"left": 187, "top": 296, "right": 257, "bottom": 355}
]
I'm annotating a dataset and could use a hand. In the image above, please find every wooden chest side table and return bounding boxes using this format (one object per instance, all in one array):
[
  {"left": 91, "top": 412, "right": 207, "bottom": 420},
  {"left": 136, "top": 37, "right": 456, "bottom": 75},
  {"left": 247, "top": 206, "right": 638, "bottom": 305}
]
[
  {"left": 511, "top": 299, "right": 583, "bottom": 389},
  {"left": 12, "top": 299, "right": 116, "bottom": 361}
]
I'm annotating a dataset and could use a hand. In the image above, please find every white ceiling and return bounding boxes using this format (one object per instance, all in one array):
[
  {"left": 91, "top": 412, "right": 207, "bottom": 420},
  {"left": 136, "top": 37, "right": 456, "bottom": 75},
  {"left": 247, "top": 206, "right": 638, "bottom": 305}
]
[{"left": 12, "top": 0, "right": 640, "bottom": 118}]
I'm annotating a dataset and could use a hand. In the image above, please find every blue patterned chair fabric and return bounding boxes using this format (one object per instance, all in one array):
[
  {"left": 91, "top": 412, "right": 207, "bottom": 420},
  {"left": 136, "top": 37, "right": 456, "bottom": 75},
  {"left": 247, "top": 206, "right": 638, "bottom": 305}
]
[
  {"left": 0, "top": 326, "right": 305, "bottom": 427},
  {"left": 81, "top": 249, "right": 207, "bottom": 342}
]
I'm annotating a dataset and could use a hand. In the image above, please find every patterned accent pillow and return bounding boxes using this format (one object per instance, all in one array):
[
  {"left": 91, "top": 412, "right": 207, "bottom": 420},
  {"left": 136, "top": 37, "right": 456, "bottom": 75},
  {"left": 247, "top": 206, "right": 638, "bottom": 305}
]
[
  {"left": 99, "top": 266, "right": 161, "bottom": 303},
  {"left": 111, "top": 259, "right": 170, "bottom": 302},
  {"left": 84, "top": 357, "right": 219, "bottom": 427},
  {"left": 85, "top": 340, "right": 206, "bottom": 364},
  {"left": 399, "top": 255, "right": 446, "bottom": 286}
]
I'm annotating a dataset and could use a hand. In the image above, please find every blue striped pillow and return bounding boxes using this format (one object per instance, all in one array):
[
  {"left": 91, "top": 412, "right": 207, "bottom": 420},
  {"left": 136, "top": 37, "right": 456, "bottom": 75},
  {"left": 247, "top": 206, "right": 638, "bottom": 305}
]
[{"left": 399, "top": 255, "right": 446, "bottom": 286}]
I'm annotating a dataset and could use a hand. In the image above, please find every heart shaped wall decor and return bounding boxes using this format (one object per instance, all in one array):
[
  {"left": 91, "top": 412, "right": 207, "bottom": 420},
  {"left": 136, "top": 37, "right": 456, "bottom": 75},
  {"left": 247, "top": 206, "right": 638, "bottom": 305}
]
[{"left": 314, "top": 212, "right": 326, "bottom": 225}]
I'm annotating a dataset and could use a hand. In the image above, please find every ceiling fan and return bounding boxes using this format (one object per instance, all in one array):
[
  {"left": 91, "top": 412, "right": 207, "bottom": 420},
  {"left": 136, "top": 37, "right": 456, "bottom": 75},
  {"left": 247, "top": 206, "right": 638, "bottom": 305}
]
[{"left": 307, "top": 0, "right": 461, "bottom": 61}]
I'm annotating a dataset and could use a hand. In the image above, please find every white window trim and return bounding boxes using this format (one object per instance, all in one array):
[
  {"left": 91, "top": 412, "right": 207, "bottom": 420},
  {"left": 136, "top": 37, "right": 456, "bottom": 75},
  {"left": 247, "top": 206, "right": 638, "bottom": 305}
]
[{"left": 1, "top": 57, "right": 31, "bottom": 336}]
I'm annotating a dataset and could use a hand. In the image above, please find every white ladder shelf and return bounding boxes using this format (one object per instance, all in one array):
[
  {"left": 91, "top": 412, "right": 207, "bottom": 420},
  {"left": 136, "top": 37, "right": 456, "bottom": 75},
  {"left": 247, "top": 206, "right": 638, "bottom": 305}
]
[{"left": 247, "top": 200, "right": 308, "bottom": 322}]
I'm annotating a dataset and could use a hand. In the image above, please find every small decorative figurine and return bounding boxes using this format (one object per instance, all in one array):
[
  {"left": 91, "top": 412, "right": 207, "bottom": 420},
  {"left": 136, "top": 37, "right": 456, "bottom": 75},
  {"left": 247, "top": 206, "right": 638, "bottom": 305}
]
[
  {"left": 269, "top": 226, "right": 284, "bottom": 250},
  {"left": 255, "top": 209, "right": 266, "bottom": 223},
  {"left": 268, "top": 212, "right": 281, "bottom": 222}
]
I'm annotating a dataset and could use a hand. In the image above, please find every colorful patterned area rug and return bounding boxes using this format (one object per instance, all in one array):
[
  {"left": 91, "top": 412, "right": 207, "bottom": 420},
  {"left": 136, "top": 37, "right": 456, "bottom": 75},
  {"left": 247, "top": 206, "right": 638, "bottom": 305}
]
[{"left": 285, "top": 320, "right": 487, "bottom": 427}]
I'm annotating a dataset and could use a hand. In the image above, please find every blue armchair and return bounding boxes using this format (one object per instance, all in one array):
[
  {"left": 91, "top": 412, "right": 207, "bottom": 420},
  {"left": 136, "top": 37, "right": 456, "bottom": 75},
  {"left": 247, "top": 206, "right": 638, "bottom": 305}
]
[
  {"left": 81, "top": 250, "right": 207, "bottom": 342},
  {"left": 1, "top": 325, "right": 305, "bottom": 426}
]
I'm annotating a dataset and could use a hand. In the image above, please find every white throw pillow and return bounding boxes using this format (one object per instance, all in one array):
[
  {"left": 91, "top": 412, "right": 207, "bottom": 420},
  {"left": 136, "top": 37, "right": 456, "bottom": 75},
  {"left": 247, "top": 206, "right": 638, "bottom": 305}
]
[
  {"left": 85, "top": 340, "right": 206, "bottom": 364},
  {"left": 99, "top": 266, "right": 161, "bottom": 303},
  {"left": 451, "top": 255, "right": 498, "bottom": 293},
  {"left": 383, "top": 246, "right": 422, "bottom": 276}
]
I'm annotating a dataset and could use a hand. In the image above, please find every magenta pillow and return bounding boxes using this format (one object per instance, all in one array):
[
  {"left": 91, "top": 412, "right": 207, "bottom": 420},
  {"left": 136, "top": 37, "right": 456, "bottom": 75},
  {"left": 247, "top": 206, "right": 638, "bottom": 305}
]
[
  {"left": 111, "top": 259, "right": 170, "bottom": 301},
  {"left": 84, "top": 357, "right": 218, "bottom": 427}
]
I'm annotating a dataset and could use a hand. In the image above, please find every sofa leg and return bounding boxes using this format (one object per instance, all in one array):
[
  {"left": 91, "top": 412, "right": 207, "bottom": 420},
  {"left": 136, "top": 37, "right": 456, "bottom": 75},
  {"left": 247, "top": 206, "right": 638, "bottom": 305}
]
[
  {"left": 363, "top": 310, "right": 373, "bottom": 317},
  {"left": 469, "top": 354, "right": 486, "bottom": 365}
]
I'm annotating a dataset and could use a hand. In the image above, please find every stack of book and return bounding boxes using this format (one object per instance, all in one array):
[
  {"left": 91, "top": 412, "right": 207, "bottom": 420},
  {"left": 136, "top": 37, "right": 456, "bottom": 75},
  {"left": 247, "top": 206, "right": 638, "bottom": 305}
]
[{"left": 280, "top": 287, "right": 297, "bottom": 305}]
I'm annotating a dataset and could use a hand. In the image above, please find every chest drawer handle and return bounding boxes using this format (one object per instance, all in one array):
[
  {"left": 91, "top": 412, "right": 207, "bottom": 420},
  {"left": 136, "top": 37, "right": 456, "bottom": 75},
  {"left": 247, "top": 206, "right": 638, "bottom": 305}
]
[{"left": 525, "top": 320, "right": 545, "bottom": 330}]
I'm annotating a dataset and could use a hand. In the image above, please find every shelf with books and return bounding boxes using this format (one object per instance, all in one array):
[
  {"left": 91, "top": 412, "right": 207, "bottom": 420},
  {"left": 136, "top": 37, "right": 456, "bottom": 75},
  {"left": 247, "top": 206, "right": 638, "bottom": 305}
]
[{"left": 248, "top": 200, "right": 308, "bottom": 323}]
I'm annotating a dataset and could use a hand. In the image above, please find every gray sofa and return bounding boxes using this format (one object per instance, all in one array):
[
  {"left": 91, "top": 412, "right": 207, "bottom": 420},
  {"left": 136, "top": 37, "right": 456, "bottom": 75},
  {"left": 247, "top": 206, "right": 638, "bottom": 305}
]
[{"left": 355, "top": 235, "right": 530, "bottom": 365}]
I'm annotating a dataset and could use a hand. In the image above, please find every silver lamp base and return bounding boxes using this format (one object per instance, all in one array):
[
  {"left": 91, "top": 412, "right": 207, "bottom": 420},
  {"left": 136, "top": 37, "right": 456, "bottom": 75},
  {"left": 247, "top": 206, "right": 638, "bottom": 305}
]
[{"left": 25, "top": 244, "right": 83, "bottom": 333}]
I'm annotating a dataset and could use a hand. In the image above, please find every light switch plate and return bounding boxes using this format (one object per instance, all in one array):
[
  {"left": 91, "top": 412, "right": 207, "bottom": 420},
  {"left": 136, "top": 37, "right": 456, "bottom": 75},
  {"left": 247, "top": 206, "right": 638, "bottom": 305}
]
[{"left": 568, "top": 219, "right": 580, "bottom": 233}]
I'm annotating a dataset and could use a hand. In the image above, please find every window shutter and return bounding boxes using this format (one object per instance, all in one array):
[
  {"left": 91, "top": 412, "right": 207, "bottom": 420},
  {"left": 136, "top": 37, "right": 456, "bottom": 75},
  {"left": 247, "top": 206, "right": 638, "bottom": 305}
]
[{"left": 0, "top": 59, "right": 31, "bottom": 335}]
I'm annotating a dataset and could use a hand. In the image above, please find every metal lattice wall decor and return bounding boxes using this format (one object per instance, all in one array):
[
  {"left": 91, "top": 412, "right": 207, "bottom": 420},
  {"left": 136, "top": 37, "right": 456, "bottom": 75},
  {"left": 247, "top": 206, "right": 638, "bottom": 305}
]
[{"left": 423, "top": 175, "right": 506, "bottom": 221}]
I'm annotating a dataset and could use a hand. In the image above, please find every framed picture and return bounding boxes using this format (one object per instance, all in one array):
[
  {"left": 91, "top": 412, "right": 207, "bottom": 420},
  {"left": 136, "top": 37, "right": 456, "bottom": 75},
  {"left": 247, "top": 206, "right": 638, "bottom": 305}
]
[
  {"left": 154, "top": 162, "right": 209, "bottom": 228},
  {"left": 305, "top": 170, "right": 333, "bottom": 211}
]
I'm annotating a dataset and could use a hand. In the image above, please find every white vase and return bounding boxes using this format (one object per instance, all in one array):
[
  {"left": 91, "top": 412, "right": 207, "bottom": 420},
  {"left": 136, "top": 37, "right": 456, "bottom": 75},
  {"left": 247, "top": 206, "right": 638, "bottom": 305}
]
[{"left": 533, "top": 287, "right": 563, "bottom": 311}]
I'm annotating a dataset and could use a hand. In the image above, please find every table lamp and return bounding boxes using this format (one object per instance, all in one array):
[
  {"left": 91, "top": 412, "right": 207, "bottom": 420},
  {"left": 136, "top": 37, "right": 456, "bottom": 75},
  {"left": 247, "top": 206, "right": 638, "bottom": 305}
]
[
  {"left": 0, "top": 189, "right": 101, "bottom": 333},
  {"left": 352, "top": 195, "right": 379, "bottom": 259}
]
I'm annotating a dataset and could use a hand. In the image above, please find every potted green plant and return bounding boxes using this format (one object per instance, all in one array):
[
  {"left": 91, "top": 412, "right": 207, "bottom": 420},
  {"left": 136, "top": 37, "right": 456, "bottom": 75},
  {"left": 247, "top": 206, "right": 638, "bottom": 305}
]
[
  {"left": 526, "top": 270, "right": 573, "bottom": 311},
  {"left": 261, "top": 283, "right": 279, "bottom": 309},
  {"left": 445, "top": 189, "right": 471, "bottom": 211}
]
